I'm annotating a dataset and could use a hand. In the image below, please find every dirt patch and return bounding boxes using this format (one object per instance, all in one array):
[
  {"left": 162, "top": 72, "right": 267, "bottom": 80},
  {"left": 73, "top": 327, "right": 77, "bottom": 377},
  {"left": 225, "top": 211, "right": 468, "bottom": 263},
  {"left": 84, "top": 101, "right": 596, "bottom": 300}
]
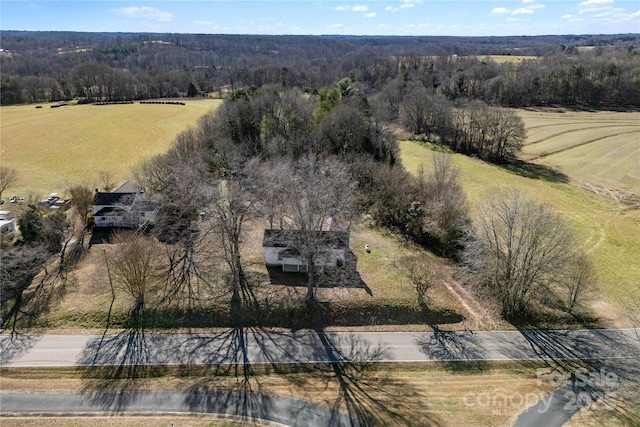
[{"left": 581, "top": 183, "right": 640, "bottom": 209}]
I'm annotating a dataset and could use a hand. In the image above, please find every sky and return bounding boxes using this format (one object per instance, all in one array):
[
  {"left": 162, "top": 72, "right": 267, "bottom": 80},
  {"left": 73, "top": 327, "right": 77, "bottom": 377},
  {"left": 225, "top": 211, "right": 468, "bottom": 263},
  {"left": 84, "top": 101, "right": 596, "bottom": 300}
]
[{"left": 1, "top": 0, "right": 639, "bottom": 37}]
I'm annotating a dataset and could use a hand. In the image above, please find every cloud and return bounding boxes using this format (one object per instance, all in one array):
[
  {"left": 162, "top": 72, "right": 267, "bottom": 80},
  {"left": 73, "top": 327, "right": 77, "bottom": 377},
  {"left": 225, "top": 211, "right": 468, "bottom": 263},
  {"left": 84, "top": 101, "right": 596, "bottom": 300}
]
[
  {"left": 512, "top": 7, "right": 535, "bottom": 15},
  {"left": 493, "top": 3, "right": 544, "bottom": 17},
  {"left": 194, "top": 20, "right": 212, "bottom": 25},
  {"left": 400, "top": 0, "right": 423, "bottom": 8},
  {"left": 364, "top": 12, "right": 376, "bottom": 18},
  {"left": 492, "top": 7, "right": 510, "bottom": 14},
  {"left": 385, "top": 1, "right": 422, "bottom": 13},
  {"left": 331, "top": 23, "right": 344, "bottom": 29},
  {"left": 562, "top": 14, "right": 582, "bottom": 21},
  {"left": 336, "top": 4, "right": 369, "bottom": 12},
  {"left": 579, "top": 0, "right": 613, "bottom": 5},
  {"left": 113, "top": 6, "right": 173, "bottom": 21},
  {"left": 579, "top": 5, "right": 616, "bottom": 14}
]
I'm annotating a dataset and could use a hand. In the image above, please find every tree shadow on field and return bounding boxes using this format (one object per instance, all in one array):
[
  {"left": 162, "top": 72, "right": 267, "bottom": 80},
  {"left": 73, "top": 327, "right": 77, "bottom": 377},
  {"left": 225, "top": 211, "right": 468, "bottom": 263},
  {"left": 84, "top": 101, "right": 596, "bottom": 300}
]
[
  {"left": 499, "top": 159, "right": 569, "bottom": 183},
  {"left": 178, "top": 326, "right": 358, "bottom": 425},
  {"left": 507, "top": 324, "right": 640, "bottom": 426},
  {"left": 311, "top": 329, "right": 445, "bottom": 426}
]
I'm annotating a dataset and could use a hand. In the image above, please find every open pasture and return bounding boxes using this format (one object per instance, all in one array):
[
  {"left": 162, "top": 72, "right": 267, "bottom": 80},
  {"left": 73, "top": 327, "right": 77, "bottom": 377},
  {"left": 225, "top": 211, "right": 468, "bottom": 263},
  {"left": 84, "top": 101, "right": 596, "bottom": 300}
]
[
  {"left": 0, "top": 99, "right": 222, "bottom": 198},
  {"left": 400, "top": 139, "right": 640, "bottom": 320},
  {"left": 518, "top": 110, "right": 640, "bottom": 195},
  {"left": 478, "top": 54, "right": 539, "bottom": 63}
]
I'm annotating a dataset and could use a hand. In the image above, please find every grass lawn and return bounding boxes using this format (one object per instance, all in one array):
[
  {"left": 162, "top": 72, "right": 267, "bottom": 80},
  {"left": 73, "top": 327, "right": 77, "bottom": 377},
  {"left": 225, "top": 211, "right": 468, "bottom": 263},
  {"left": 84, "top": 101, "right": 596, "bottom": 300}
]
[
  {"left": 0, "top": 99, "right": 222, "bottom": 199},
  {"left": 400, "top": 139, "right": 640, "bottom": 322},
  {"left": 38, "top": 219, "right": 469, "bottom": 331}
]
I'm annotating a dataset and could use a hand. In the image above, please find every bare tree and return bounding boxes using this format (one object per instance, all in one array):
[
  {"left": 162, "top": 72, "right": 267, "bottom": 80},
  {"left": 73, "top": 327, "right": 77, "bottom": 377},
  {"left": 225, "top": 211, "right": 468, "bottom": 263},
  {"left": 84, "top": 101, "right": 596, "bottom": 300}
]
[
  {"left": 134, "top": 137, "right": 210, "bottom": 309},
  {"left": 484, "top": 108, "right": 525, "bottom": 162},
  {"left": 0, "top": 243, "right": 53, "bottom": 331},
  {"left": 0, "top": 166, "right": 18, "bottom": 201},
  {"left": 462, "top": 190, "right": 577, "bottom": 319},
  {"left": 560, "top": 253, "right": 596, "bottom": 314},
  {"left": 98, "top": 170, "right": 117, "bottom": 192},
  {"left": 397, "top": 254, "right": 432, "bottom": 308},
  {"left": 264, "top": 157, "right": 357, "bottom": 301},
  {"left": 109, "top": 231, "right": 161, "bottom": 324},
  {"left": 423, "top": 152, "right": 469, "bottom": 256},
  {"left": 204, "top": 158, "right": 260, "bottom": 306},
  {"left": 68, "top": 184, "right": 94, "bottom": 229}
]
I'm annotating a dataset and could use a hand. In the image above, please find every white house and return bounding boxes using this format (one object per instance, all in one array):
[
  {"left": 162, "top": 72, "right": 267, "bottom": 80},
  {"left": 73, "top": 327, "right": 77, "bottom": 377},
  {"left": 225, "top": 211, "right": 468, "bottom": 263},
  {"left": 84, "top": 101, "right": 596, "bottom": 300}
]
[
  {"left": 262, "top": 229, "right": 349, "bottom": 273},
  {"left": 92, "top": 181, "right": 156, "bottom": 228}
]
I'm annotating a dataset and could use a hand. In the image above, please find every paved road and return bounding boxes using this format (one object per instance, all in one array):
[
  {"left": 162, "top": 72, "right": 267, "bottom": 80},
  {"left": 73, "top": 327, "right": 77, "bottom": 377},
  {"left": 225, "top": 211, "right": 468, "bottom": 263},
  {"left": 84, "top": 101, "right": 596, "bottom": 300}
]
[
  {"left": 1, "top": 391, "right": 354, "bottom": 426},
  {"left": 2, "top": 328, "right": 639, "bottom": 367},
  {"left": 2, "top": 327, "right": 639, "bottom": 426}
]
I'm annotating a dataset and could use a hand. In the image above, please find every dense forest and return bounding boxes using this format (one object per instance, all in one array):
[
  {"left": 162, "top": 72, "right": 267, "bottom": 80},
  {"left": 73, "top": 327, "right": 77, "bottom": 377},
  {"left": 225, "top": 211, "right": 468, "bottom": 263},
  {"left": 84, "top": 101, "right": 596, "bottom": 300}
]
[{"left": 1, "top": 31, "right": 639, "bottom": 109}]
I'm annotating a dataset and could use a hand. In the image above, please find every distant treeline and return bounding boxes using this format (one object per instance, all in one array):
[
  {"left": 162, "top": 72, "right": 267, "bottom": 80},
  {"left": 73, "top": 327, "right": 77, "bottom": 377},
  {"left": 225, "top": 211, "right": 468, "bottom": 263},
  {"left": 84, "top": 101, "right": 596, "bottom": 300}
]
[{"left": 1, "top": 31, "right": 639, "bottom": 109}]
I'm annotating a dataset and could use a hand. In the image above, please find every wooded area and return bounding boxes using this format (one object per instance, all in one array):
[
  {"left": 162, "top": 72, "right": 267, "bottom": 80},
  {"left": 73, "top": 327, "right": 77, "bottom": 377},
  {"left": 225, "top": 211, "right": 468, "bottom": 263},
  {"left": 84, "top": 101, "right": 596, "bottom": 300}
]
[{"left": 1, "top": 31, "right": 639, "bottom": 109}]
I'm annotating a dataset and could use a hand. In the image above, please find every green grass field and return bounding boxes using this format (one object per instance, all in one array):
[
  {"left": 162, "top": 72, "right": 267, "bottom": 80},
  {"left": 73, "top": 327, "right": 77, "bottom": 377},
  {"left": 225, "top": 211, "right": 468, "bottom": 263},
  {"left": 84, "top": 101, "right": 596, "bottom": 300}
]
[
  {"left": 0, "top": 99, "right": 222, "bottom": 198},
  {"left": 400, "top": 139, "right": 640, "bottom": 317},
  {"left": 518, "top": 110, "right": 640, "bottom": 195}
]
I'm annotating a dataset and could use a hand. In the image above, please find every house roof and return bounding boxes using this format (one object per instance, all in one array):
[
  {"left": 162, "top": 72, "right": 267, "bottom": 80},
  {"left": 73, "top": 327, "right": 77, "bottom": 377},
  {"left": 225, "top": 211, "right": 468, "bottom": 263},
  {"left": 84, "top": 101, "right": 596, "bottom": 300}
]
[
  {"left": 93, "top": 192, "right": 136, "bottom": 206},
  {"left": 112, "top": 180, "right": 142, "bottom": 193},
  {"left": 262, "top": 229, "right": 349, "bottom": 249},
  {"left": 94, "top": 206, "right": 129, "bottom": 216}
]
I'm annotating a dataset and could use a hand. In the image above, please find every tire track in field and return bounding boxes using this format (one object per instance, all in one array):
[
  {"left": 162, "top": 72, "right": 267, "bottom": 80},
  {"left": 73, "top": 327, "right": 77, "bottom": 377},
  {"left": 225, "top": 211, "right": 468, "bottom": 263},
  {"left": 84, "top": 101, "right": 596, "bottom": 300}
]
[
  {"left": 526, "top": 124, "right": 638, "bottom": 145},
  {"left": 440, "top": 278, "right": 495, "bottom": 330},
  {"left": 580, "top": 219, "right": 607, "bottom": 254},
  {"left": 529, "top": 129, "right": 639, "bottom": 160}
]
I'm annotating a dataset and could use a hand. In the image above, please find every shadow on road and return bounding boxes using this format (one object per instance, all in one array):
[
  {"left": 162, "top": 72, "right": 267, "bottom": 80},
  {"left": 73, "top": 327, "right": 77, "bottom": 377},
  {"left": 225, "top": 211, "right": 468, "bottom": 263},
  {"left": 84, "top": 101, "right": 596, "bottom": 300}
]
[
  {"left": 76, "top": 324, "right": 442, "bottom": 426},
  {"left": 78, "top": 326, "right": 167, "bottom": 411},
  {"left": 416, "top": 324, "right": 488, "bottom": 371},
  {"left": 312, "top": 329, "right": 444, "bottom": 426},
  {"left": 0, "top": 331, "right": 39, "bottom": 365}
]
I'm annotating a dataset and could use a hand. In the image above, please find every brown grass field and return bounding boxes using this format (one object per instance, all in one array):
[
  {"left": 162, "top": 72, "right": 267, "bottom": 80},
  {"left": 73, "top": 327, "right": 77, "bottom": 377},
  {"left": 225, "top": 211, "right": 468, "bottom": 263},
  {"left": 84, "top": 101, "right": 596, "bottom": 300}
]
[
  {"left": 518, "top": 109, "right": 640, "bottom": 196},
  {"left": 0, "top": 99, "right": 222, "bottom": 199}
]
